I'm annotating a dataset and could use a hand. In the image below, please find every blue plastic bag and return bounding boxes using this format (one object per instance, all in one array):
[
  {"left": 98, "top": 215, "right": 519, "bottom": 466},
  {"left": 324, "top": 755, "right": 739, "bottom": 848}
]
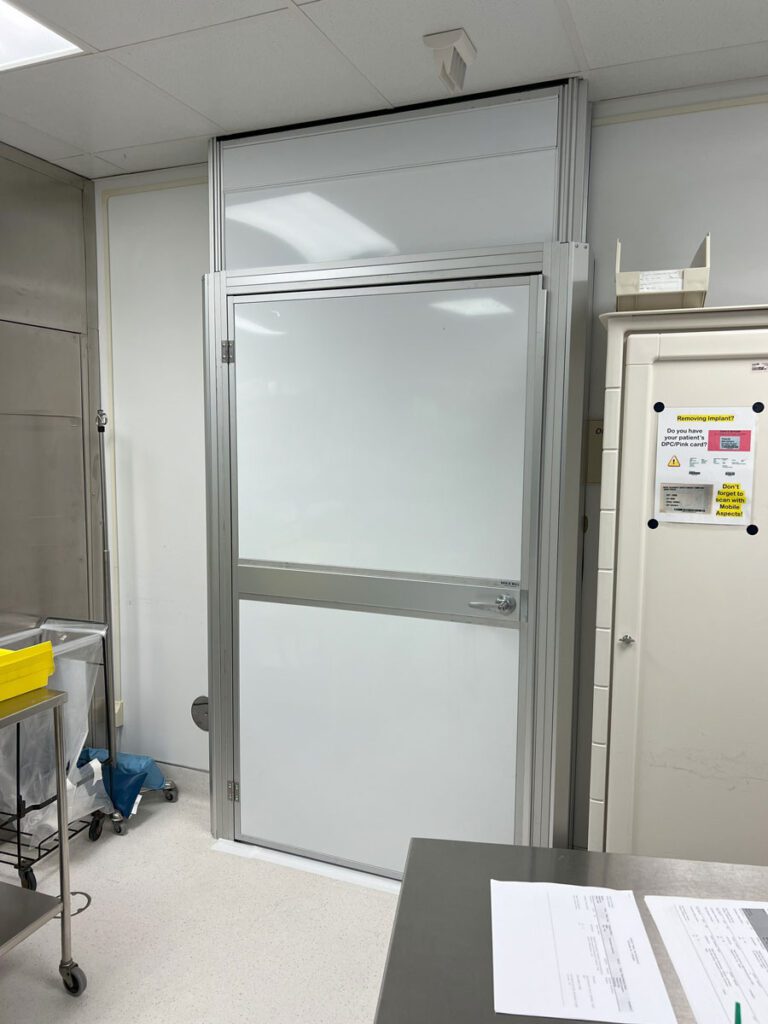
[{"left": 78, "top": 748, "right": 166, "bottom": 818}]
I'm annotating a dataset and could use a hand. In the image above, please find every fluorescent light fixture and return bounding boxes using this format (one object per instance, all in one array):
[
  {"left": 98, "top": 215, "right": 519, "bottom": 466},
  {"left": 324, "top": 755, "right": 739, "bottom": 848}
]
[
  {"left": 432, "top": 297, "right": 514, "bottom": 316},
  {"left": 0, "top": 0, "right": 81, "bottom": 71},
  {"left": 226, "top": 192, "right": 398, "bottom": 264}
]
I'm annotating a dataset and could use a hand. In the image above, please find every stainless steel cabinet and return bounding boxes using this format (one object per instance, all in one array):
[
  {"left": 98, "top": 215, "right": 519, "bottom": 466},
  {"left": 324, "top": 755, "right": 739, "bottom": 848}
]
[{"left": 0, "top": 144, "right": 99, "bottom": 624}]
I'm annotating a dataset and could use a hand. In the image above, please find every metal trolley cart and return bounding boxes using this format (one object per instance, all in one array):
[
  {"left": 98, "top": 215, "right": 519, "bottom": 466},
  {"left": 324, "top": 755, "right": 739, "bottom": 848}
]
[
  {"left": 0, "top": 616, "right": 179, "bottom": 889},
  {"left": 0, "top": 688, "right": 86, "bottom": 996},
  {"left": 0, "top": 620, "right": 115, "bottom": 890}
]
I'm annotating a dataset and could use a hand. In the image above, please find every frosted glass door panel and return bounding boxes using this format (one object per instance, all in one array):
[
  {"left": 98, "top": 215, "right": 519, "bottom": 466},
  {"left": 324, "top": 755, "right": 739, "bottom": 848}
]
[
  {"left": 235, "top": 283, "right": 529, "bottom": 579},
  {"left": 222, "top": 97, "right": 558, "bottom": 190},
  {"left": 225, "top": 151, "right": 556, "bottom": 269},
  {"left": 238, "top": 599, "right": 518, "bottom": 873}
]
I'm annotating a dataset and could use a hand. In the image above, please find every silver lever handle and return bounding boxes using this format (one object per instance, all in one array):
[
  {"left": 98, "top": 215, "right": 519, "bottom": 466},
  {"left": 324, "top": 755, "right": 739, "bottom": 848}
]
[{"left": 468, "top": 594, "right": 517, "bottom": 615}]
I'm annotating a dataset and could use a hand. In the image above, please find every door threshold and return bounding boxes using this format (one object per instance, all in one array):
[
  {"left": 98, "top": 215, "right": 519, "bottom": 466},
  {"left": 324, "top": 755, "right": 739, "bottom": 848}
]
[{"left": 211, "top": 839, "right": 401, "bottom": 895}]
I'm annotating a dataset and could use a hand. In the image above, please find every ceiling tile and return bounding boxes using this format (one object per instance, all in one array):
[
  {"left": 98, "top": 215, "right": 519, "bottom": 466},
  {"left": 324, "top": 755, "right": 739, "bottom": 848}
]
[
  {"left": 55, "top": 153, "right": 123, "bottom": 178},
  {"left": 96, "top": 137, "right": 210, "bottom": 173},
  {"left": 587, "top": 41, "right": 768, "bottom": 101},
  {"left": 299, "top": 0, "right": 580, "bottom": 105},
  {"left": 0, "top": 111, "right": 81, "bottom": 162},
  {"left": 109, "top": 9, "right": 388, "bottom": 132},
  {"left": 567, "top": 0, "right": 768, "bottom": 68},
  {"left": 15, "top": 0, "right": 288, "bottom": 50},
  {"left": 0, "top": 54, "right": 219, "bottom": 153}
]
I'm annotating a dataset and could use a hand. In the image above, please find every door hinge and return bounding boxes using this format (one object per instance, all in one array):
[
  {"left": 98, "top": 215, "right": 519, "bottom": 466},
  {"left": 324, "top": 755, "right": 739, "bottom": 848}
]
[
  {"left": 221, "top": 338, "right": 235, "bottom": 363},
  {"left": 227, "top": 780, "right": 240, "bottom": 802}
]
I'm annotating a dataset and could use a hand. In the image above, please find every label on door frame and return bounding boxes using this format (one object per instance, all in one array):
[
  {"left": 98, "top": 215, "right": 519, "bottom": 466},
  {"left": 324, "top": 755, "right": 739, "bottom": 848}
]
[{"left": 654, "top": 406, "right": 756, "bottom": 524}]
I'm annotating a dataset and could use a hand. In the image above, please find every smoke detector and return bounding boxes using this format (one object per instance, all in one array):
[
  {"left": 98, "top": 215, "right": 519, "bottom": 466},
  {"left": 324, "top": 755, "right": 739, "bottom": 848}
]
[{"left": 423, "top": 28, "right": 477, "bottom": 94}]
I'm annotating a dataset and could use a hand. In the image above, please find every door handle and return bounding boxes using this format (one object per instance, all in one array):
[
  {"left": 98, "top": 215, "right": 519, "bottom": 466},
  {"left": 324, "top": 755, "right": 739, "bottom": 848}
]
[{"left": 468, "top": 594, "right": 517, "bottom": 615}]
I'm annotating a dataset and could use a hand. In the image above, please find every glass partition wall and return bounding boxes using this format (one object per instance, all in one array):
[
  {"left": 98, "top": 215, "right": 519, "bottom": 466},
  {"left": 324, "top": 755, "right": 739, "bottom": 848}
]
[{"left": 206, "top": 81, "right": 590, "bottom": 875}]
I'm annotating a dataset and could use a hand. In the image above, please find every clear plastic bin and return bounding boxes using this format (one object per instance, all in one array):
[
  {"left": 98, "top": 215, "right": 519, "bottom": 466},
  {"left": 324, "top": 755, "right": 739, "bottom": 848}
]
[{"left": 0, "top": 620, "right": 114, "bottom": 842}]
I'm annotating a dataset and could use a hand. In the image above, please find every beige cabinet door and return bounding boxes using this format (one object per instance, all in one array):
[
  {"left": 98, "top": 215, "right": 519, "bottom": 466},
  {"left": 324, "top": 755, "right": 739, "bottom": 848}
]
[{"left": 607, "top": 328, "right": 768, "bottom": 865}]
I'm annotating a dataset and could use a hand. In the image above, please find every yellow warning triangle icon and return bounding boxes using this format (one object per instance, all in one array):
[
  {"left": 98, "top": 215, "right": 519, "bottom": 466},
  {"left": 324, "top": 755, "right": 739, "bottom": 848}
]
[{"left": 668, "top": 455, "right": 681, "bottom": 467}]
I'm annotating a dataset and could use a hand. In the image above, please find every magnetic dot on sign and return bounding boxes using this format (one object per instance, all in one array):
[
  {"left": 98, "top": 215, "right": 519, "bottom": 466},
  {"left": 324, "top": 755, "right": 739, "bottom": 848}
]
[
  {"left": 747, "top": 524, "right": 759, "bottom": 535},
  {"left": 647, "top": 519, "right": 659, "bottom": 530},
  {"left": 753, "top": 402, "right": 765, "bottom": 414},
  {"left": 653, "top": 402, "right": 665, "bottom": 413}
]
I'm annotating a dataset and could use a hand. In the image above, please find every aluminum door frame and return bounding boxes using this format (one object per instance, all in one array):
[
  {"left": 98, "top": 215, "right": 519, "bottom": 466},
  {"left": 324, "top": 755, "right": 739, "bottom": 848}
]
[{"left": 205, "top": 242, "right": 590, "bottom": 857}]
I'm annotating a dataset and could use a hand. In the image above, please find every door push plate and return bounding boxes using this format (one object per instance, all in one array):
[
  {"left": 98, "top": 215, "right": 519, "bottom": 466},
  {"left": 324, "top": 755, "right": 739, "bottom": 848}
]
[{"left": 238, "top": 563, "right": 524, "bottom": 626}]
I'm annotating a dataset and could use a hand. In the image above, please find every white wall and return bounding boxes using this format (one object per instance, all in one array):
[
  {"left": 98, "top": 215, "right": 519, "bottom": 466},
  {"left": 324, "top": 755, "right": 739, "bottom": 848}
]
[
  {"left": 96, "top": 167, "right": 209, "bottom": 770},
  {"left": 574, "top": 84, "right": 768, "bottom": 846},
  {"left": 588, "top": 90, "right": 768, "bottom": 416},
  {"left": 92, "top": 83, "right": 768, "bottom": 805}
]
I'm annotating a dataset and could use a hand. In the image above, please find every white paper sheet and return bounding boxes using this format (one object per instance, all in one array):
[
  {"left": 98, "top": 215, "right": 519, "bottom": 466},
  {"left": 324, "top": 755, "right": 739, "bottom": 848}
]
[
  {"left": 490, "top": 881, "right": 676, "bottom": 1023},
  {"left": 654, "top": 406, "right": 757, "bottom": 525},
  {"left": 646, "top": 896, "right": 768, "bottom": 1024}
]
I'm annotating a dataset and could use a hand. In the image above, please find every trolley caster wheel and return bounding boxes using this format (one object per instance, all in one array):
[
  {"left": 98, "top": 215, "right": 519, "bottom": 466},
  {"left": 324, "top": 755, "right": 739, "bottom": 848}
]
[
  {"left": 112, "top": 819, "right": 127, "bottom": 836},
  {"left": 61, "top": 964, "right": 87, "bottom": 997},
  {"left": 19, "top": 866, "right": 37, "bottom": 891},
  {"left": 88, "top": 816, "right": 104, "bottom": 842},
  {"left": 163, "top": 782, "right": 178, "bottom": 802}
]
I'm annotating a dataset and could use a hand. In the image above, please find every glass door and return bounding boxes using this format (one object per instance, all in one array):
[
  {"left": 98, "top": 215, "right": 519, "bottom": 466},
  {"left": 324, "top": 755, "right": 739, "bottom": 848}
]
[{"left": 231, "top": 276, "right": 542, "bottom": 875}]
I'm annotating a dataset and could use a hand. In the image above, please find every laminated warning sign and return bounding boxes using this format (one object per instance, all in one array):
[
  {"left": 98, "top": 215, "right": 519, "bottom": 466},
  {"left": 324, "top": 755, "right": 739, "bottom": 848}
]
[{"left": 655, "top": 407, "right": 756, "bottom": 524}]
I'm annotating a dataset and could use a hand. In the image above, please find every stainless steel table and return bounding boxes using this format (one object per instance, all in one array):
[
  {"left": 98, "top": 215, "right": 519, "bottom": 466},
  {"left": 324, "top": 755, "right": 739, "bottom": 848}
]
[
  {"left": 375, "top": 838, "right": 768, "bottom": 1024},
  {"left": 0, "top": 688, "right": 87, "bottom": 996}
]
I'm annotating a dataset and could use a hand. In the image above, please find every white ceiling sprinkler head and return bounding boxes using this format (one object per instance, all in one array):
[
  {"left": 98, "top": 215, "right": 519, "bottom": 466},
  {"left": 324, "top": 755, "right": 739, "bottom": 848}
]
[{"left": 423, "top": 28, "right": 477, "bottom": 94}]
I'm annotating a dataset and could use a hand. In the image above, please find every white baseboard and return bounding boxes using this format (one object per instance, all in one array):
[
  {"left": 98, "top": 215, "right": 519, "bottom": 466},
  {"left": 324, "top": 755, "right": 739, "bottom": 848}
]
[{"left": 212, "top": 839, "right": 401, "bottom": 895}]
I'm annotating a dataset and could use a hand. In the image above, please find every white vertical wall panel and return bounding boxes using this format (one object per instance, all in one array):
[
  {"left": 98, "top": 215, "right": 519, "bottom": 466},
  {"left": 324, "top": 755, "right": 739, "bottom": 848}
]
[
  {"left": 221, "top": 95, "right": 559, "bottom": 270},
  {"left": 107, "top": 182, "right": 209, "bottom": 769}
]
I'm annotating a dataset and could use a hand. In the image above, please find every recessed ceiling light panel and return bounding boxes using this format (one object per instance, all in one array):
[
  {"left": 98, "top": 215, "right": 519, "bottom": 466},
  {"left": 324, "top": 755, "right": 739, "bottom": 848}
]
[{"left": 0, "top": 0, "right": 81, "bottom": 73}]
